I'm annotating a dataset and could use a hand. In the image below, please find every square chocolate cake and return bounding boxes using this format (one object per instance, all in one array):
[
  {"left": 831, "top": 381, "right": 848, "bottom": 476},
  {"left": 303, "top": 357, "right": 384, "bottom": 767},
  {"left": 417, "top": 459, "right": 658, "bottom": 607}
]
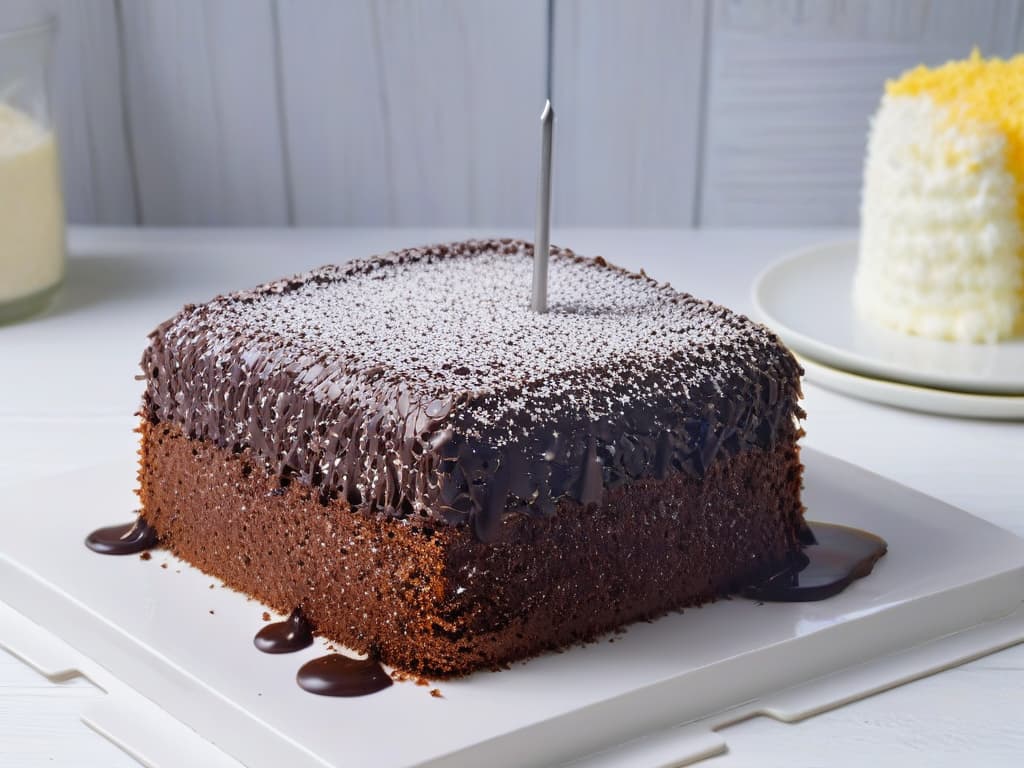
[{"left": 138, "top": 239, "right": 805, "bottom": 676}]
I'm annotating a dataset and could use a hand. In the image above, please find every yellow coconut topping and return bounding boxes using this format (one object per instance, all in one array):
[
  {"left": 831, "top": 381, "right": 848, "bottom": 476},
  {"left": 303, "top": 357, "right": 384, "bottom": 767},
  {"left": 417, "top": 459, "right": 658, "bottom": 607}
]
[
  {"left": 888, "top": 50, "right": 1024, "bottom": 223},
  {"left": 855, "top": 50, "right": 1024, "bottom": 341}
]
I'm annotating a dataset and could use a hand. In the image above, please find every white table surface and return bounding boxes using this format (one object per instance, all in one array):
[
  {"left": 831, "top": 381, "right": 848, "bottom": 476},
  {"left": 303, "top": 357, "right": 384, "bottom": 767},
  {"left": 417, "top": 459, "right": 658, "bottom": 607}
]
[{"left": 1, "top": 227, "right": 1022, "bottom": 768}]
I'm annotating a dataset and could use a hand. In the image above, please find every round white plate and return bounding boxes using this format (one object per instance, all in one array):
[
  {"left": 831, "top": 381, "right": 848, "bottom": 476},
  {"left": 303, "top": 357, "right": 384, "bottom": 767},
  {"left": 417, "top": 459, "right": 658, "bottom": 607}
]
[
  {"left": 752, "top": 241, "right": 1024, "bottom": 395},
  {"left": 798, "top": 353, "right": 1024, "bottom": 420}
]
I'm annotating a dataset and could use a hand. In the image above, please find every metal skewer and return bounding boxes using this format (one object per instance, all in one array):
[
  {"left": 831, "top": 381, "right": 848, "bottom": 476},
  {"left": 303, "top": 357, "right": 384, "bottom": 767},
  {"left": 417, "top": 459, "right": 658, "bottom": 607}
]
[
  {"left": 531, "top": 98, "right": 554, "bottom": 314},
  {"left": 531, "top": 0, "right": 556, "bottom": 314}
]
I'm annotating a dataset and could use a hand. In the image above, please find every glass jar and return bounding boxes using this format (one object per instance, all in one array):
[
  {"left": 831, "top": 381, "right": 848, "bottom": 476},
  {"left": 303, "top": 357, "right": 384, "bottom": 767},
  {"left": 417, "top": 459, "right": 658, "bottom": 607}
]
[{"left": 0, "top": 16, "right": 65, "bottom": 324}]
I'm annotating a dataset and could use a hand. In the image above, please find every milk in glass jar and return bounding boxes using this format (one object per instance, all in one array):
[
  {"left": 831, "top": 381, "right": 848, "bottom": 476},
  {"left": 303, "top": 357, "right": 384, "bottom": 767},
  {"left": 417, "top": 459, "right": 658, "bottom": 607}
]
[{"left": 0, "top": 17, "right": 65, "bottom": 324}]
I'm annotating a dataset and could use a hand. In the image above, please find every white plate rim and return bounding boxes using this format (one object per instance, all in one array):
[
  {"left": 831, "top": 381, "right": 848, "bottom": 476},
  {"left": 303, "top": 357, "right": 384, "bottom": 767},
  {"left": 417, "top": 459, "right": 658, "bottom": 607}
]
[
  {"left": 797, "top": 353, "right": 1024, "bottom": 421},
  {"left": 751, "top": 240, "right": 1024, "bottom": 395}
]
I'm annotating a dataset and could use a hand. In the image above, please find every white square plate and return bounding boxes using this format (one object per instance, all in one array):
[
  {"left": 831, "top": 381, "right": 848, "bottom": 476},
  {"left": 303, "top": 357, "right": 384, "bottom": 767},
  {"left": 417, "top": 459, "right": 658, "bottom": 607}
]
[{"left": 2, "top": 449, "right": 1023, "bottom": 768}]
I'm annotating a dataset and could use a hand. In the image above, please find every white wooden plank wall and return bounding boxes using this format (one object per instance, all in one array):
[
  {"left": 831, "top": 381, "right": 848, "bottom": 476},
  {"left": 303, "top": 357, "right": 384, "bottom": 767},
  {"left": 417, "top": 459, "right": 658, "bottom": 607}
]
[
  {"left": 552, "top": 0, "right": 705, "bottom": 226},
  {"left": 1, "top": 0, "right": 1021, "bottom": 228},
  {"left": 700, "top": 0, "right": 1024, "bottom": 226},
  {"left": 119, "top": 0, "right": 289, "bottom": 225},
  {"left": 276, "top": 0, "right": 546, "bottom": 226}
]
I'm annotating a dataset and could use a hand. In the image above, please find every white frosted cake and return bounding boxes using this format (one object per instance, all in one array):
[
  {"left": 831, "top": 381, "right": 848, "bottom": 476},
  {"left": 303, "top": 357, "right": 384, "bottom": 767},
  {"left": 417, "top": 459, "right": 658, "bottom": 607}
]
[{"left": 856, "top": 51, "right": 1024, "bottom": 343}]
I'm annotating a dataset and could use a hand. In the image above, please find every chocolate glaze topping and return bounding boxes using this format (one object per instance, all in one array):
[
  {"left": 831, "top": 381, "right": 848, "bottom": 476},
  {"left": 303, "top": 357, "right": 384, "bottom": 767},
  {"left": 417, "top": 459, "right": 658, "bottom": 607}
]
[
  {"left": 141, "top": 240, "right": 803, "bottom": 541},
  {"left": 254, "top": 608, "right": 314, "bottom": 654},
  {"left": 85, "top": 518, "right": 159, "bottom": 555},
  {"left": 744, "top": 522, "right": 887, "bottom": 602},
  {"left": 296, "top": 654, "right": 393, "bottom": 697}
]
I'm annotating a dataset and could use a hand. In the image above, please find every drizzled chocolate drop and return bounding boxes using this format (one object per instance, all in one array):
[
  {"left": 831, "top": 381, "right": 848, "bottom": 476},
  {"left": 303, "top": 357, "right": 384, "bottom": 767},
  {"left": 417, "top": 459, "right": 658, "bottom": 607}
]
[
  {"left": 254, "top": 608, "right": 314, "bottom": 654},
  {"left": 296, "top": 654, "right": 393, "bottom": 697},
  {"left": 85, "top": 517, "right": 158, "bottom": 555},
  {"left": 744, "top": 521, "right": 887, "bottom": 602}
]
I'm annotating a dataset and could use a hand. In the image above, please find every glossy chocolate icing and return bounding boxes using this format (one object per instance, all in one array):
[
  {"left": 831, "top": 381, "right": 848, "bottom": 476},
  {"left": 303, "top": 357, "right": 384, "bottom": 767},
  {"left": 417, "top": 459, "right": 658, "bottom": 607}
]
[{"left": 141, "top": 240, "right": 803, "bottom": 541}]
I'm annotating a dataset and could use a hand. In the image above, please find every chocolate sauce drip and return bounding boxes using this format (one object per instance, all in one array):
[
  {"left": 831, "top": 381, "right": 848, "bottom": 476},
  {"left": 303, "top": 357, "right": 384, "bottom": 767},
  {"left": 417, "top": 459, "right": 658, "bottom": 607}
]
[
  {"left": 254, "top": 608, "right": 314, "bottom": 654},
  {"left": 296, "top": 654, "right": 393, "bottom": 697},
  {"left": 744, "top": 522, "right": 887, "bottom": 602},
  {"left": 796, "top": 521, "right": 818, "bottom": 546},
  {"left": 85, "top": 517, "right": 158, "bottom": 555}
]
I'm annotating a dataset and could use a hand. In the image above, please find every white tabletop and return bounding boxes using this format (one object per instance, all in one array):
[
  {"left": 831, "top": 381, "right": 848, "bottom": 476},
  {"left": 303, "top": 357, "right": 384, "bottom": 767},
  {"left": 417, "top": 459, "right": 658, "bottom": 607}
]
[{"left": 1, "top": 227, "right": 1022, "bottom": 767}]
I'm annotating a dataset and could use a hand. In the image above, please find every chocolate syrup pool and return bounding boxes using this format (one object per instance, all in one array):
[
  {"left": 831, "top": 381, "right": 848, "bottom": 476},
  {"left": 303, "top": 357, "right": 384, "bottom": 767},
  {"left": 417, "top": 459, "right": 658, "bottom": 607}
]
[
  {"left": 297, "top": 654, "right": 393, "bottom": 697},
  {"left": 253, "top": 610, "right": 391, "bottom": 696},
  {"left": 743, "top": 521, "right": 887, "bottom": 602},
  {"left": 84, "top": 518, "right": 158, "bottom": 555},
  {"left": 254, "top": 608, "right": 314, "bottom": 654}
]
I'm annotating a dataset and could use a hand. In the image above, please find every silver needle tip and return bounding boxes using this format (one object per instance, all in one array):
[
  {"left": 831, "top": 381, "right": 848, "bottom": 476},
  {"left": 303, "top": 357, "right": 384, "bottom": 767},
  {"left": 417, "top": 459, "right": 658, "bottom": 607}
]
[{"left": 532, "top": 100, "right": 554, "bottom": 314}]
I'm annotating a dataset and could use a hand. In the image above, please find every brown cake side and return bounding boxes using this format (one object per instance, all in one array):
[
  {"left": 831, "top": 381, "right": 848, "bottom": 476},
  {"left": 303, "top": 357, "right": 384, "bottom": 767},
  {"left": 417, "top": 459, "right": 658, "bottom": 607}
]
[{"left": 139, "top": 418, "right": 803, "bottom": 677}]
